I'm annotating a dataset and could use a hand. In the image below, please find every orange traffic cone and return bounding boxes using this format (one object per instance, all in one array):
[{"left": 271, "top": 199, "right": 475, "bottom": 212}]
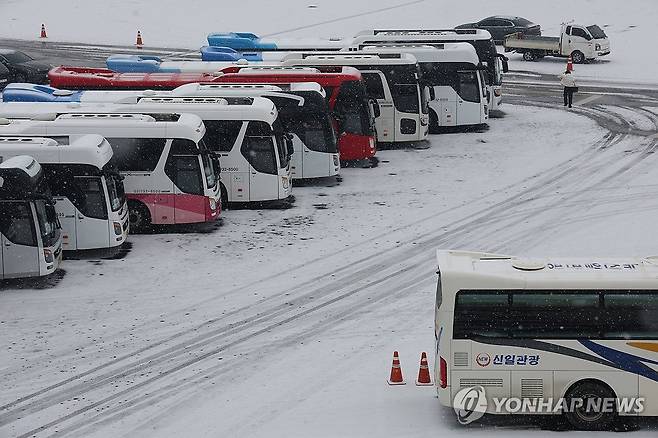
[
  {"left": 415, "top": 352, "right": 433, "bottom": 386},
  {"left": 135, "top": 30, "right": 143, "bottom": 48},
  {"left": 388, "top": 351, "right": 406, "bottom": 385},
  {"left": 566, "top": 55, "right": 573, "bottom": 72},
  {"left": 40, "top": 24, "right": 48, "bottom": 39}
]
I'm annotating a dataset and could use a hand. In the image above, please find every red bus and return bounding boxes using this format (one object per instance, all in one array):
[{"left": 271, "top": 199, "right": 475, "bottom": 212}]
[{"left": 48, "top": 66, "right": 377, "bottom": 161}]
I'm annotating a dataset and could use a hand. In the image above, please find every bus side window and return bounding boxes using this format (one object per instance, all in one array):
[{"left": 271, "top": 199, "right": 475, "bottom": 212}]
[
  {"left": 241, "top": 121, "right": 277, "bottom": 175},
  {"left": 603, "top": 292, "right": 658, "bottom": 338},
  {"left": 1, "top": 201, "right": 37, "bottom": 247},
  {"left": 107, "top": 138, "right": 167, "bottom": 172},
  {"left": 203, "top": 120, "right": 244, "bottom": 152}
]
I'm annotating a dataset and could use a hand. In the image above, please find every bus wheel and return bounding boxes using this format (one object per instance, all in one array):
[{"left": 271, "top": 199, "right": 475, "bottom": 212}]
[
  {"left": 571, "top": 51, "right": 585, "bottom": 64},
  {"left": 564, "top": 381, "right": 617, "bottom": 431},
  {"left": 429, "top": 110, "right": 440, "bottom": 134},
  {"left": 220, "top": 184, "right": 229, "bottom": 209},
  {"left": 522, "top": 51, "right": 535, "bottom": 62},
  {"left": 128, "top": 201, "right": 152, "bottom": 232}
]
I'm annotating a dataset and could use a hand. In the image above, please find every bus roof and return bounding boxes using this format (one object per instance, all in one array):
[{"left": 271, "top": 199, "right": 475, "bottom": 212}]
[
  {"left": 211, "top": 65, "right": 363, "bottom": 86},
  {"left": 0, "top": 112, "right": 206, "bottom": 143},
  {"left": 0, "top": 155, "right": 44, "bottom": 199},
  {"left": 354, "top": 29, "right": 494, "bottom": 41},
  {"left": 437, "top": 250, "right": 658, "bottom": 292},
  {"left": 48, "top": 66, "right": 362, "bottom": 90},
  {"left": 0, "top": 97, "right": 278, "bottom": 126},
  {"left": 280, "top": 52, "right": 418, "bottom": 66},
  {"left": 0, "top": 134, "right": 113, "bottom": 169},
  {"left": 358, "top": 43, "right": 479, "bottom": 65}
]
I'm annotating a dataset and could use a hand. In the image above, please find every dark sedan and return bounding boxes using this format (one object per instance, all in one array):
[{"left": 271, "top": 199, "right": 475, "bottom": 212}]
[
  {"left": 0, "top": 62, "right": 9, "bottom": 89},
  {"left": 455, "top": 16, "right": 541, "bottom": 44},
  {"left": 0, "top": 49, "right": 52, "bottom": 85}
]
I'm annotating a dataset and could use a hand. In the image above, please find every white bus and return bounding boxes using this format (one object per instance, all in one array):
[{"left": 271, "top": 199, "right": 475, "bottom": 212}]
[
  {"left": 358, "top": 44, "right": 488, "bottom": 130},
  {"left": 0, "top": 135, "right": 129, "bottom": 252},
  {"left": 14, "top": 82, "right": 338, "bottom": 180},
  {"left": 0, "top": 155, "right": 62, "bottom": 279},
  {"left": 349, "top": 29, "right": 508, "bottom": 112},
  {"left": 0, "top": 113, "right": 220, "bottom": 230},
  {"left": 278, "top": 52, "right": 429, "bottom": 143},
  {"left": 435, "top": 250, "right": 658, "bottom": 430},
  {"left": 0, "top": 99, "right": 293, "bottom": 205}
]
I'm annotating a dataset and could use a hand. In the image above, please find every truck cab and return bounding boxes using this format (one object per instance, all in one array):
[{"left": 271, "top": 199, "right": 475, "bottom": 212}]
[{"left": 561, "top": 23, "right": 610, "bottom": 63}]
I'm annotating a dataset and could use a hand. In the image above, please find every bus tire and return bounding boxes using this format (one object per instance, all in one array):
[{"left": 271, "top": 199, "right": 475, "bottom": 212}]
[
  {"left": 128, "top": 200, "right": 152, "bottom": 232},
  {"left": 571, "top": 50, "right": 585, "bottom": 64},
  {"left": 522, "top": 51, "right": 535, "bottom": 62},
  {"left": 220, "top": 183, "right": 229, "bottom": 209},
  {"left": 429, "top": 110, "right": 440, "bottom": 134},
  {"left": 563, "top": 380, "right": 617, "bottom": 431}
]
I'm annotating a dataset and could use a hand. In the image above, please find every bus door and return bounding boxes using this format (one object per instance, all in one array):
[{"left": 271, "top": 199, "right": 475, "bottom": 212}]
[
  {"left": 73, "top": 177, "right": 110, "bottom": 249},
  {"left": 243, "top": 121, "right": 279, "bottom": 201},
  {"left": 434, "top": 85, "right": 457, "bottom": 127},
  {"left": 166, "top": 139, "right": 206, "bottom": 223},
  {"left": 361, "top": 71, "right": 395, "bottom": 142},
  {"left": 53, "top": 196, "right": 78, "bottom": 251},
  {"left": 456, "top": 70, "right": 482, "bottom": 125},
  {"left": 1, "top": 202, "right": 39, "bottom": 278}
]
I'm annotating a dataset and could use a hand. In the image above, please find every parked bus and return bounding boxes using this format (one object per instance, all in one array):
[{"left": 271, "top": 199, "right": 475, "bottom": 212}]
[
  {"left": 94, "top": 52, "right": 424, "bottom": 143},
  {"left": 435, "top": 250, "right": 658, "bottom": 430},
  {"left": 4, "top": 82, "right": 339, "bottom": 180},
  {"left": 277, "top": 52, "right": 429, "bottom": 143},
  {"left": 349, "top": 29, "right": 508, "bottom": 111},
  {"left": 0, "top": 135, "right": 129, "bottom": 252},
  {"left": 0, "top": 99, "right": 292, "bottom": 205},
  {"left": 358, "top": 44, "right": 488, "bottom": 130},
  {"left": 0, "top": 155, "right": 62, "bottom": 279},
  {"left": 47, "top": 66, "right": 377, "bottom": 162},
  {"left": 0, "top": 113, "right": 220, "bottom": 230}
]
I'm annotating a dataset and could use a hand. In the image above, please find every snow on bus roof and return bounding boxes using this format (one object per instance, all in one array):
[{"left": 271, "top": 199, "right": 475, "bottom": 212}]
[
  {"left": 358, "top": 43, "right": 479, "bottom": 65},
  {"left": 436, "top": 250, "right": 658, "bottom": 289},
  {"left": 0, "top": 134, "right": 113, "bottom": 169}
]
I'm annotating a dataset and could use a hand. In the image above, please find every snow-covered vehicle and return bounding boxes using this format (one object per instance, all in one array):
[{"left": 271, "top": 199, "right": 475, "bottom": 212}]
[{"left": 503, "top": 23, "right": 610, "bottom": 63}]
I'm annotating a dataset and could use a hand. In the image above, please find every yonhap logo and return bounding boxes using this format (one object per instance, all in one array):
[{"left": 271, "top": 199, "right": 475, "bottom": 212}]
[{"left": 453, "top": 386, "right": 488, "bottom": 425}]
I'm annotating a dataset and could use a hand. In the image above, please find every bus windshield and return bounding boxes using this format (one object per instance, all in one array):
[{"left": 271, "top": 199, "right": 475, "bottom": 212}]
[
  {"left": 198, "top": 139, "right": 218, "bottom": 189},
  {"left": 34, "top": 200, "right": 60, "bottom": 248},
  {"left": 334, "top": 80, "right": 374, "bottom": 137},
  {"left": 242, "top": 121, "right": 278, "bottom": 175},
  {"left": 105, "top": 173, "right": 126, "bottom": 212},
  {"left": 281, "top": 108, "right": 337, "bottom": 154},
  {"left": 384, "top": 65, "right": 421, "bottom": 114},
  {"left": 420, "top": 62, "right": 481, "bottom": 103},
  {"left": 273, "top": 118, "right": 289, "bottom": 169}
]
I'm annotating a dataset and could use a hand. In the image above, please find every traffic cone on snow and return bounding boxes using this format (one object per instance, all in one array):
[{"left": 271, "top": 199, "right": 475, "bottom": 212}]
[
  {"left": 387, "top": 351, "right": 406, "bottom": 385},
  {"left": 566, "top": 55, "right": 574, "bottom": 72},
  {"left": 39, "top": 24, "right": 48, "bottom": 39},
  {"left": 415, "top": 352, "right": 433, "bottom": 386},
  {"left": 135, "top": 30, "right": 143, "bottom": 49}
]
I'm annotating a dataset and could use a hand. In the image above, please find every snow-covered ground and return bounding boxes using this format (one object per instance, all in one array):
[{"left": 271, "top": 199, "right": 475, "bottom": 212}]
[
  {"left": 1, "top": 0, "right": 657, "bottom": 83},
  {"left": 3, "top": 103, "right": 658, "bottom": 437}
]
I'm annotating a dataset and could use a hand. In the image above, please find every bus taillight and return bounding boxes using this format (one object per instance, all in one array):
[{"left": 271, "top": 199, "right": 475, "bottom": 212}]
[{"left": 439, "top": 356, "right": 447, "bottom": 388}]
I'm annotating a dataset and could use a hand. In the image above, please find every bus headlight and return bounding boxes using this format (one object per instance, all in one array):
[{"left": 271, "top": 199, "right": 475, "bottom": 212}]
[
  {"left": 369, "top": 137, "right": 375, "bottom": 151},
  {"left": 494, "top": 88, "right": 502, "bottom": 97},
  {"left": 595, "top": 43, "right": 601, "bottom": 51},
  {"left": 282, "top": 177, "right": 290, "bottom": 190},
  {"left": 43, "top": 248, "right": 54, "bottom": 264},
  {"left": 209, "top": 197, "right": 217, "bottom": 211}
]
